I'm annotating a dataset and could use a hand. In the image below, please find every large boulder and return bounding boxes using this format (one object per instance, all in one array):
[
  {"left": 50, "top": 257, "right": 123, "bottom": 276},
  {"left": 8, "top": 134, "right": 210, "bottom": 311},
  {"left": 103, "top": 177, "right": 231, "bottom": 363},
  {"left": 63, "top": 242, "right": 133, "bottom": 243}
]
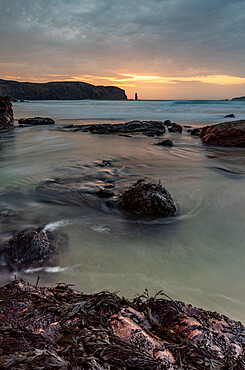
[
  {"left": 0, "top": 96, "right": 14, "bottom": 130},
  {"left": 200, "top": 120, "right": 245, "bottom": 147},
  {"left": 107, "top": 179, "right": 177, "bottom": 217},
  {"left": 1, "top": 227, "right": 56, "bottom": 270},
  {"left": 18, "top": 117, "right": 55, "bottom": 126}
]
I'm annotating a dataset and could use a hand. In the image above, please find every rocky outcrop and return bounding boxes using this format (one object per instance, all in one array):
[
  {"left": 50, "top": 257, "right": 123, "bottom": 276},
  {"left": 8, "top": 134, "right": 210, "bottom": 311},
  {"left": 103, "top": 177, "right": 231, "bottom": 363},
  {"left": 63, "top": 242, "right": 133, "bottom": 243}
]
[
  {"left": 0, "top": 279, "right": 244, "bottom": 369},
  {"left": 65, "top": 120, "right": 166, "bottom": 136},
  {"left": 200, "top": 120, "right": 245, "bottom": 147},
  {"left": 0, "top": 79, "right": 127, "bottom": 100},
  {"left": 0, "top": 227, "right": 56, "bottom": 271},
  {"left": 0, "top": 96, "right": 14, "bottom": 130},
  {"left": 18, "top": 117, "right": 55, "bottom": 126},
  {"left": 107, "top": 179, "right": 177, "bottom": 217}
]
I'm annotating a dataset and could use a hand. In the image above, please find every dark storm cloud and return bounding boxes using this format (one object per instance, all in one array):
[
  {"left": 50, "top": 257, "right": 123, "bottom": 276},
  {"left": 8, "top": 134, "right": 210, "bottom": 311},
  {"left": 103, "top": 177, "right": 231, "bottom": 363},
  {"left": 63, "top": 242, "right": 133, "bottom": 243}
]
[{"left": 0, "top": 0, "right": 245, "bottom": 78}]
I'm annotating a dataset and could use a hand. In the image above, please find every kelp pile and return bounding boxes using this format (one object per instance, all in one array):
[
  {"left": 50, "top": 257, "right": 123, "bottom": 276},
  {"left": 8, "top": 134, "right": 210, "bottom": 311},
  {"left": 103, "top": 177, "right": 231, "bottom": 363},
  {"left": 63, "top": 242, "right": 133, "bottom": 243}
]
[{"left": 0, "top": 280, "right": 244, "bottom": 369}]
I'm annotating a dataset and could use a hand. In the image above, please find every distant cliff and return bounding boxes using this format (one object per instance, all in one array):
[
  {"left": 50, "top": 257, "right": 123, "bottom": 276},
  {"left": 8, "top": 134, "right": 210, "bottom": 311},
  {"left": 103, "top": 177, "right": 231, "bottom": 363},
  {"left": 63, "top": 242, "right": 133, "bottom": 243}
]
[
  {"left": 0, "top": 79, "right": 127, "bottom": 100},
  {"left": 231, "top": 96, "right": 245, "bottom": 101}
]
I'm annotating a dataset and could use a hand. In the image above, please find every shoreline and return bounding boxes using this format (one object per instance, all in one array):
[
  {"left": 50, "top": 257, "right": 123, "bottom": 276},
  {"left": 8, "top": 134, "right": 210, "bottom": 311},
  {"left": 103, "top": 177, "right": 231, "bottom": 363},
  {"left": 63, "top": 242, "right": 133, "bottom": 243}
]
[{"left": 0, "top": 279, "right": 244, "bottom": 368}]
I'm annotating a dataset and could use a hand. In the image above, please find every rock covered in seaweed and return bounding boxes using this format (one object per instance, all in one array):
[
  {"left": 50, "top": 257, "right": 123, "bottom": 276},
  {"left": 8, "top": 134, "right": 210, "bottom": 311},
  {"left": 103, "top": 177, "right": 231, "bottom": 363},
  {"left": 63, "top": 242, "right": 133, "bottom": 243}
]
[
  {"left": 107, "top": 179, "right": 177, "bottom": 217},
  {"left": 200, "top": 120, "right": 245, "bottom": 147},
  {"left": 1, "top": 227, "right": 56, "bottom": 271},
  {"left": 0, "top": 96, "right": 14, "bottom": 130},
  {"left": 0, "top": 279, "right": 244, "bottom": 369}
]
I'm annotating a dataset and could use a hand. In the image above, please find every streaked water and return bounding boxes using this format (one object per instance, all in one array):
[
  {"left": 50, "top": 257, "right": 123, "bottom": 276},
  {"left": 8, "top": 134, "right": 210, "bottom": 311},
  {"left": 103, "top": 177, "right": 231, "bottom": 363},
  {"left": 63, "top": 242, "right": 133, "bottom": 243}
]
[{"left": 1, "top": 99, "right": 245, "bottom": 323}]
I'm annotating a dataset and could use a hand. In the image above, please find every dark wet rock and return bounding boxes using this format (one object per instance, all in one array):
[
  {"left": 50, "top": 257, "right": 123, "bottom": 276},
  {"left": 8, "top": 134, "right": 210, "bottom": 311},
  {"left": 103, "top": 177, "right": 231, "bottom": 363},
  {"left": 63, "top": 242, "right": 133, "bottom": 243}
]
[
  {"left": 67, "top": 120, "right": 166, "bottom": 136},
  {"left": 190, "top": 128, "right": 201, "bottom": 136},
  {"left": 96, "top": 188, "right": 114, "bottom": 198},
  {"left": 155, "top": 139, "right": 173, "bottom": 147},
  {"left": 164, "top": 119, "right": 172, "bottom": 126},
  {"left": 18, "top": 117, "right": 55, "bottom": 126},
  {"left": 168, "top": 122, "right": 183, "bottom": 133},
  {"left": 107, "top": 179, "right": 177, "bottom": 217},
  {"left": 200, "top": 120, "right": 245, "bottom": 147},
  {"left": 224, "top": 114, "right": 235, "bottom": 118},
  {"left": 1, "top": 227, "right": 56, "bottom": 271},
  {"left": 118, "top": 133, "right": 132, "bottom": 137},
  {"left": 183, "top": 125, "right": 192, "bottom": 128},
  {"left": 0, "top": 279, "right": 244, "bottom": 369},
  {"left": 96, "top": 159, "right": 112, "bottom": 167},
  {"left": 0, "top": 96, "right": 14, "bottom": 130}
]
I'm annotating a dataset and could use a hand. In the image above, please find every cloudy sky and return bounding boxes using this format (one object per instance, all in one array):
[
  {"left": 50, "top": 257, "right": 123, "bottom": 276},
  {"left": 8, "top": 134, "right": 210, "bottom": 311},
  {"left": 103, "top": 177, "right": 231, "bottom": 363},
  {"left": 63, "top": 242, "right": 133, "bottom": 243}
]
[{"left": 0, "top": 0, "right": 245, "bottom": 99}]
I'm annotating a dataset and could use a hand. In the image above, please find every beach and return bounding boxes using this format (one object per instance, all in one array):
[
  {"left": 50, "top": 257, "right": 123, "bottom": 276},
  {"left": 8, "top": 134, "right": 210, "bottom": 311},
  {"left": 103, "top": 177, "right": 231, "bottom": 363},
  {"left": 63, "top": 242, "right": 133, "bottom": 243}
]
[{"left": 0, "top": 99, "right": 245, "bottom": 323}]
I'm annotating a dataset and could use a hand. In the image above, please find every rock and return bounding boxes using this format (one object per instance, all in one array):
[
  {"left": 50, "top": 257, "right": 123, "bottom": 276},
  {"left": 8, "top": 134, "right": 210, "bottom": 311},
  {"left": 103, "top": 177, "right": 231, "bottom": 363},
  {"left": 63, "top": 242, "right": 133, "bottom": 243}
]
[
  {"left": 168, "top": 122, "right": 182, "bottom": 133},
  {"left": 200, "top": 120, "right": 245, "bottom": 147},
  {"left": 184, "top": 125, "right": 192, "bottom": 128},
  {"left": 190, "top": 128, "right": 201, "bottom": 136},
  {"left": 18, "top": 117, "right": 55, "bottom": 126},
  {"left": 69, "top": 120, "right": 166, "bottom": 136},
  {"left": 107, "top": 179, "right": 177, "bottom": 217},
  {"left": 155, "top": 139, "right": 173, "bottom": 146},
  {"left": 0, "top": 96, "right": 14, "bottom": 130},
  {"left": 224, "top": 114, "right": 235, "bottom": 118},
  {"left": 1, "top": 227, "right": 56, "bottom": 270},
  {"left": 164, "top": 119, "right": 172, "bottom": 126},
  {"left": 0, "top": 279, "right": 244, "bottom": 369},
  {"left": 96, "top": 188, "right": 114, "bottom": 198}
]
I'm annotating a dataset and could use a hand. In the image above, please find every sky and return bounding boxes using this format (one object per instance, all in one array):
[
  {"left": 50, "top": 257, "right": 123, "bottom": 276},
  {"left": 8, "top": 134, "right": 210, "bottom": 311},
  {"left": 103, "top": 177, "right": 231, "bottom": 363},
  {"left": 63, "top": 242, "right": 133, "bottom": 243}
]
[{"left": 0, "top": 0, "right": 245, "bottom": 99}]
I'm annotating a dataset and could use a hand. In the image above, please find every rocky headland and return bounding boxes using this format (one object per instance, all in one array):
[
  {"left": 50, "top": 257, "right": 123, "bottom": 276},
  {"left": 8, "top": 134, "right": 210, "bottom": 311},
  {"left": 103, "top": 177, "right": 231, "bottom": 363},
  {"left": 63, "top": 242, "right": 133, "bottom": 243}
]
[
  {"left": 0, "top": 96, "right": 14, "bottom": 130},
  {"left": 0, "top": 79, "right": 127, "bottom": 100},
  {"left": 0, "top": 279, "right": 244, "bottom": 369}
]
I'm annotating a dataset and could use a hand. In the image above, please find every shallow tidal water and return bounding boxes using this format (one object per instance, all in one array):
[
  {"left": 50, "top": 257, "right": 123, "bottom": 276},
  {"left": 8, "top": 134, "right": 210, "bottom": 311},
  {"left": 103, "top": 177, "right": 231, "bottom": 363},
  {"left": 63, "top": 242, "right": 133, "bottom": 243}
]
[{"left": 1, "top": 100, "right": 245, "bottom": 323}]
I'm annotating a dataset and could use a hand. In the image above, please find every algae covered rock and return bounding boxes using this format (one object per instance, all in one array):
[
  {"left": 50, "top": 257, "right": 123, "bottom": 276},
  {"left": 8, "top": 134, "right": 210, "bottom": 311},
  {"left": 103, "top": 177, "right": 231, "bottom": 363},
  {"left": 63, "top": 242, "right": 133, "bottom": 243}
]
[
  {"left": 107, "top": 179, "right": 177, "bottom": 217},
  {"left": 1, "top": 227, "right": 56, "bottom": 270},
  {"left": 200, "top": 120, "right": 245, "bottom": 147}
]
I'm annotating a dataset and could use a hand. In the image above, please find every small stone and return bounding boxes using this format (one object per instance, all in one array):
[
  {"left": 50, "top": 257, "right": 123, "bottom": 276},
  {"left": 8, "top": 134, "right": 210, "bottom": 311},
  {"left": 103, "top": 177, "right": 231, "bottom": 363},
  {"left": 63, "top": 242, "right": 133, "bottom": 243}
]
[{"left": 155, "top": 139, "right": 173, "bottom": 146}]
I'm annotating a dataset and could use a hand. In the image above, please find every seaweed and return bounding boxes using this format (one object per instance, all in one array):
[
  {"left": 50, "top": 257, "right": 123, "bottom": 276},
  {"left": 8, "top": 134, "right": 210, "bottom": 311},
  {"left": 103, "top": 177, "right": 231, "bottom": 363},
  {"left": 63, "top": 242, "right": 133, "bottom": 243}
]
[{"left": 0, "top": 280, "right": 244, "bottom": 369}]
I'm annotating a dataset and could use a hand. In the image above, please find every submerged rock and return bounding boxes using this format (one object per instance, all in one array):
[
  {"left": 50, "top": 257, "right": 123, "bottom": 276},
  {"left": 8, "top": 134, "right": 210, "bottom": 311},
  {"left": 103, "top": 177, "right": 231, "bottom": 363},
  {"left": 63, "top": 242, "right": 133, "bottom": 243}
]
[
  {"left": 1, "top": 227, "right": 56, "bottom": 271},
  {"left": 65, "top": 120, "right": 166, "bottom": 136},
  {"left": 96, "top": 188, "right": 114, "bottom": 198},
  {"left": 0, "top": 96, "right": 14, "bottom": 130},
  {"left": 18, "top": 117, "right": 55, "bottom": 126},
  {"left": 107, "top": 179, "right": 177, "bottom": 217},
  {"left": 200, "top": 120, "right": 245, "bottom": 147},
  {"left": 155, "top": 139, "right": 173, "bottom": 146},
  {"left": 0, "top": 279, "right": 244, "bottom": 369}
]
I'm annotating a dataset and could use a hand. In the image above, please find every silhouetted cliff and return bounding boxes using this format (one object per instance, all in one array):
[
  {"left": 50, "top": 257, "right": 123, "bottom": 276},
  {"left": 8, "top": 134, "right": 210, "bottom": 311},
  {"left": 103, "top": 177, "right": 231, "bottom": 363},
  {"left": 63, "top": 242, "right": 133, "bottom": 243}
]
[{"left": 0, "top": 79, "right": 127, "bottom": 100}]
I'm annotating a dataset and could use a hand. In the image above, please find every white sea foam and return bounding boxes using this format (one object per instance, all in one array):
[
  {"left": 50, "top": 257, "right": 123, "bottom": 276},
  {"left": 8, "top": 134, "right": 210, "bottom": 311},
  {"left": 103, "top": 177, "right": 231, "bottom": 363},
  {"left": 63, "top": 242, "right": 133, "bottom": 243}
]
[
  {"left": 44, "top": 219, "right": 73, "bottom": 231},
  {"left": 24, "top": 266, "right": 69, "bottom": 274},
  {"left": 92, "top": 225, "right": 110, "bottom": 233}
]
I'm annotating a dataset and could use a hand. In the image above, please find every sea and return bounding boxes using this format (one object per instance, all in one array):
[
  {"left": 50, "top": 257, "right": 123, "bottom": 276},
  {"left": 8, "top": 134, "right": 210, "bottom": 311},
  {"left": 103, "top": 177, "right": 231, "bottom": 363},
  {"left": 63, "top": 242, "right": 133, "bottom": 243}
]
[{"left": 0, "top": 99, "right": 245, "bottom": 323}]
